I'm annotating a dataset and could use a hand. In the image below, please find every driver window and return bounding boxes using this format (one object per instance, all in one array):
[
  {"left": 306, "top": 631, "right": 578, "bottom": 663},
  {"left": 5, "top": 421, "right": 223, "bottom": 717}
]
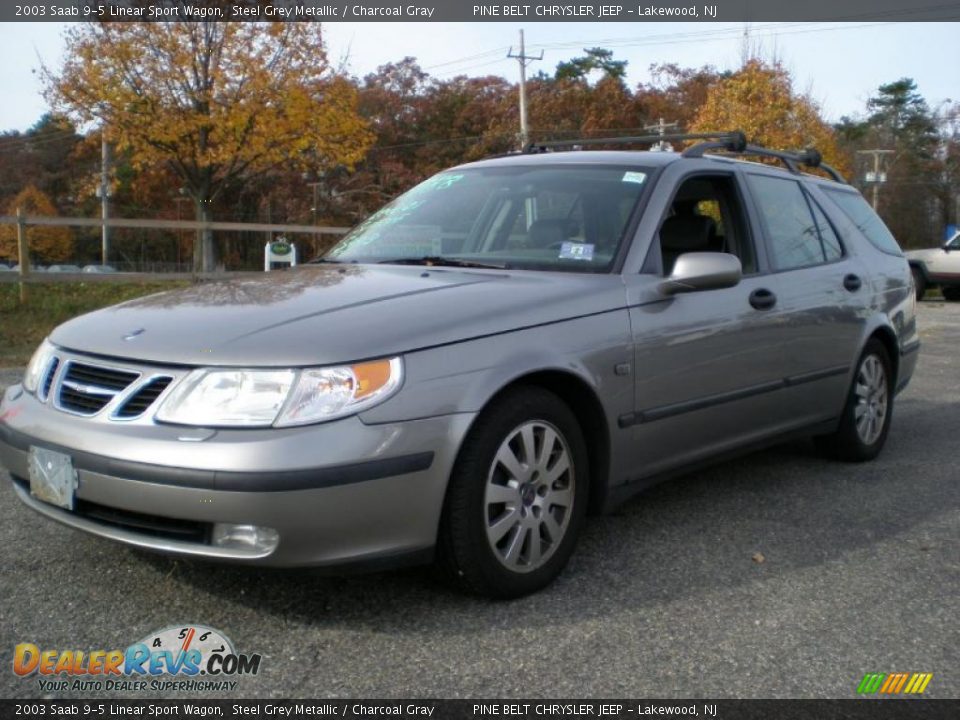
[{"left": 657, "top": 175, "right": 756, "bottom": 276}]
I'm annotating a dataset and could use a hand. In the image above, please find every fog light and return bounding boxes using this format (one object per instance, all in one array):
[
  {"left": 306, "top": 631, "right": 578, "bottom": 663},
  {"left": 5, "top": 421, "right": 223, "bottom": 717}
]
[{"left": 211, "top": 523, "right": 279, "bottom": 552}]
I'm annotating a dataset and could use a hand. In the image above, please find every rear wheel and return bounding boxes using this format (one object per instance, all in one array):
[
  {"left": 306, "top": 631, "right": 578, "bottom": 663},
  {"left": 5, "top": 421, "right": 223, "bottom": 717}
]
[
  {"left": 438, "top": 387, "right": 589, "bottom": 599},
  {"left": 943, "top": 286, "right": 960, "bottom": 302},
  {"left": 911, "top": 266, "right": 926, "bottom": 301},
  {"left": 816, "top": 339, "right": 894, "bottom": 462}
]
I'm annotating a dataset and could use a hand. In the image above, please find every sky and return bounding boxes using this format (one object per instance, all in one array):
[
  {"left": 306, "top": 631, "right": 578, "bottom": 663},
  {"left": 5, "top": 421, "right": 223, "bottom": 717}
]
[{"left": 0, "top": 21, "right": 957, "bottom": 133}]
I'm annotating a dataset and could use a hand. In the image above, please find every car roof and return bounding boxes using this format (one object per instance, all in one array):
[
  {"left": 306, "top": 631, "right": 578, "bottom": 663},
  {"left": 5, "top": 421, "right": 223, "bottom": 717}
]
[
  {"left": 455, "top": 149, "right": 846, "bottom": 186},
  {"left": 460, "top": 150, "right": 682, "bottom": 170}
]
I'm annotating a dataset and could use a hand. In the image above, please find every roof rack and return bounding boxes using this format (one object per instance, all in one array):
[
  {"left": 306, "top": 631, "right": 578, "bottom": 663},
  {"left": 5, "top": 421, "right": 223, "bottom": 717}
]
[
  {"left": 683, "top": 139, "right": 847, "bottom": 183},
  {"left": 523, "top": 131, "right": 747, "bottom": 154},
  {"left": 522, "top": 130, "right": 846, "bottom": 184}
]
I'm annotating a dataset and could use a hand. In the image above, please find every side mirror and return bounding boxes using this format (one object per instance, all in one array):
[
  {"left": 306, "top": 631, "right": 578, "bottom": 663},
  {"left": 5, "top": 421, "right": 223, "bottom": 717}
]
[{"left": 658, "top": 252, "right": 742, "bottom": 295}]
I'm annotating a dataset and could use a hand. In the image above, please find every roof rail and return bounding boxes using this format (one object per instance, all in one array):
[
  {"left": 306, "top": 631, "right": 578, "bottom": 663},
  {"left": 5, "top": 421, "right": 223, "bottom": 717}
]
[
  {"left": 523, "top": 131, "right": 747, "bottom": 154},
  {"left": 520, "top": 130, "right": 847, "bottom": 184},
  {"left": 684, "top": 140, "right": 847, "bottom": 183}
]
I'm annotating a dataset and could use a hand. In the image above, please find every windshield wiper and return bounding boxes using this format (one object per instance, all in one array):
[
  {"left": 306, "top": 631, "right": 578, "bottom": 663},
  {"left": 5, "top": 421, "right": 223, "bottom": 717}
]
[{"left": 377, "top": 256, "right": 507, "bottom": 270}]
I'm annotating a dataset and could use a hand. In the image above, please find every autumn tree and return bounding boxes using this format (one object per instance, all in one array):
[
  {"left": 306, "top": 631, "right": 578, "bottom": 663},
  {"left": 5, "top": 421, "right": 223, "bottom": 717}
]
[
  {"left": 634, "top": 64, "right": 724, "bottom": 131},
  {"left": 0, "top": 114, "right": 84, "bottom": 212},
  {"left": 45, "top": 21, "right": 373, "bottom": 271},
  {"left": 0, "top": 186, "right": 74, "bottom": 263},
  {"left": 690, "top": 59, "right": 848, "bottom": 175},
  {"left": 836, "top": 79, "right": 951, "bottom": 248}
]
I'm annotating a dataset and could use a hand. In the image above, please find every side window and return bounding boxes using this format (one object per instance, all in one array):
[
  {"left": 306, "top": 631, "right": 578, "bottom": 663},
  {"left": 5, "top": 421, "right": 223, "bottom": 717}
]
[
  {"left": 747, "top": 174, "right": 839, "bottom": 271},
  {"left": 657, "top": 175, "right": 756, "bottom": 275},
  {"left": 822, "top": 187, "right": 903, "bottom": 256},
  {"left": 808, "top": 197, "right": 843, "bottom": 262}
]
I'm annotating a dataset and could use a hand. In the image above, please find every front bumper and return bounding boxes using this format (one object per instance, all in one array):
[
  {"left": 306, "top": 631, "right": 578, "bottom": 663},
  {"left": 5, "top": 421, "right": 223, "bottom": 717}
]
[{"left": 0, "top": 383, "right": 474, "bottom": 567}]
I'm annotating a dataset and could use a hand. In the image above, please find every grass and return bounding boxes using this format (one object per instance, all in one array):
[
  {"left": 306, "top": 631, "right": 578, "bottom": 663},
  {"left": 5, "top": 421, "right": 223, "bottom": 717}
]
[{"left": 0, "top": 281, "right": 188, "bottom": 366}]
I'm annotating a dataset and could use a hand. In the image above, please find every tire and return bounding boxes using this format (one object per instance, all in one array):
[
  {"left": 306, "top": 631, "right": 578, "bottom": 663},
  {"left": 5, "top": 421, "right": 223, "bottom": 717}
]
[
  {"left": 943, "top": 286, "right": 960, "bottom": 302},
  {"left": 438, "top": 386, "right": 589, "bottom": 599},
  {"left": 816, "top": 339, "right": 894, "bottom": 462},
  {"left": 911, "top": 266, "right": 926, "bottom": 301}
]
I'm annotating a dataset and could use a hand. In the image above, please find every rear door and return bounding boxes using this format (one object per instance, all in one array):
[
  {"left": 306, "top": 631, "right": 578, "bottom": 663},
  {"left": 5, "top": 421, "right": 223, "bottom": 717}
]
[{"left": 742, "top": 171, "right": 869, "bottom": 425}]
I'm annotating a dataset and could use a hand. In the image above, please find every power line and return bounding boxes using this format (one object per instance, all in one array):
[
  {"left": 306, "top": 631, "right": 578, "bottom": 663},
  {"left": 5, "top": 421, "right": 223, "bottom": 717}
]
[
  {"left": 424, "top": 17, "right": 956, "bottom": 80},
  {"left": 0, "top": 129, "right": 81, "bottom": 152}
]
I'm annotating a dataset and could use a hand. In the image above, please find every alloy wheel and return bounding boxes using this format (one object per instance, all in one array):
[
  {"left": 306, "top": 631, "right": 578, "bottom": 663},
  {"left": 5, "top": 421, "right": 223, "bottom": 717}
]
[
  {"left": 483, "top": 420, "right": 575, "bottom": 573},
  {"left": 854, "top": 354, "right": 888, "bottom": 445}
]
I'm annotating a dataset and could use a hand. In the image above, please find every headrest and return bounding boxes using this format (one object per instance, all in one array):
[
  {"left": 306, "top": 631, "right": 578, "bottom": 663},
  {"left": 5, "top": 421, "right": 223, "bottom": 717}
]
[
  {"left": 528, "top": 218, "right": 574, "bottom": 248},
  {"left": 660, "top": 214, "right": 716, "bottom": 252}
]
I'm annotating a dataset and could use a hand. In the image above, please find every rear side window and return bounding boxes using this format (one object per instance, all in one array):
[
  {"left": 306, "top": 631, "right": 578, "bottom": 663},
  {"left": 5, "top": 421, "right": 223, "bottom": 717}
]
[
  {"left": 747, "top": 174, "right": 842, "bottom": 271},
  {"left": 822, "top": 188, "right": 903, "bottom": 256},
  {"left": 809, "top": 198, "right": 843, "bottom": 262}
]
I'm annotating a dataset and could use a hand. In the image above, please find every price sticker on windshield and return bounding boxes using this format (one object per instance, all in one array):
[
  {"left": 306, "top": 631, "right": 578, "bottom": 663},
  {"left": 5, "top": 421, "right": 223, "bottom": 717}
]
[{"left": 558, "top": 242, "right": 595, "bottom": 261}]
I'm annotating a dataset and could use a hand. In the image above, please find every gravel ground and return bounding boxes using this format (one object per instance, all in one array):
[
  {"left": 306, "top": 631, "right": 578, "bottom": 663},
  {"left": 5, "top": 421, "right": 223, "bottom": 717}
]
[{"left": 1, "top": 303, "right": 958, "bottom": 700}]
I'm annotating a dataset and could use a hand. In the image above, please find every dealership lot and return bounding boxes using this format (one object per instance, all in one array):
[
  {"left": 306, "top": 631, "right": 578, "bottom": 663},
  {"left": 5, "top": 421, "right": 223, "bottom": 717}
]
[{"left": 1, "top": 302, "right": 958, "bottom": 700}]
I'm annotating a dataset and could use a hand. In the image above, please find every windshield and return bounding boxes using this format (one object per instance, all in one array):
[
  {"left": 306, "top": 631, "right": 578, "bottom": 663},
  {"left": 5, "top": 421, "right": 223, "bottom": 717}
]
[{"left": 326, "top": 165, "right": 652, "bottom": 271}]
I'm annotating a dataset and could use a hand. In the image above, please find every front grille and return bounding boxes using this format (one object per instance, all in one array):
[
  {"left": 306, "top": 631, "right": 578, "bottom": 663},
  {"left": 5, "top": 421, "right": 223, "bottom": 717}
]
[
  {"left": 39, "top": 357, "right": 60, "bottom": 401},
  {"left": 57, "top": 361, "right": 140, "bottom": 415},
  {"left": 114, "top": 377, "right": 172, "bottom": 418},
  {"left": 75, "top": 499, "right": 211, "bottom": 544},
  {"left": 64, "top": 362, "right": 139, "bottom": 391},
  {"left": 12, "top": 477, "right": 210, "bottom": 544}
]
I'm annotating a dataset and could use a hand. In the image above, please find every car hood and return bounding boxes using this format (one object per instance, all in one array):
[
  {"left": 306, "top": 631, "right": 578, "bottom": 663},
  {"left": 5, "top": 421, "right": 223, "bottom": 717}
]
[{"left": 50, "top": 264, "right": 627, "bottom": 367}]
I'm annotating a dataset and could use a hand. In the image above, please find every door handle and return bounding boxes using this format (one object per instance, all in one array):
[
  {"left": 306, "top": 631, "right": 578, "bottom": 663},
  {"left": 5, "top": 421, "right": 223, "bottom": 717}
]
[
  {"left": 749, "top": 288, "right": 777, "bottom": 310},
  {"left": 843, "top": 274, "right": 862, "bottom": 292}
]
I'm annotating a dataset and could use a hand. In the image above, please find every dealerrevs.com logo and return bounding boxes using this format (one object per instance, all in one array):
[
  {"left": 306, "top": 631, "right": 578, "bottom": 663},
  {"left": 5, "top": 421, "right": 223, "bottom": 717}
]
[{"left": 13, "top": 625, "right": 262, "bottom": 693}]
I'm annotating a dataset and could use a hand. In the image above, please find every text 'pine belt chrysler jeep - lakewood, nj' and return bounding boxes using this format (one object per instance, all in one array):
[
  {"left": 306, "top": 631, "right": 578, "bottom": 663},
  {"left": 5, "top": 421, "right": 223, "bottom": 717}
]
[{"left": 0, "top": 132, "right": 919, "bottom": 598}]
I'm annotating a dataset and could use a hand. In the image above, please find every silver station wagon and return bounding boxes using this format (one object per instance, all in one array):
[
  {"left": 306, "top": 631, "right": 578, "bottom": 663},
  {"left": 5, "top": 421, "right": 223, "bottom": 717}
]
[{"left": 0, "top": 132, "right": 919, "bottom": 597}]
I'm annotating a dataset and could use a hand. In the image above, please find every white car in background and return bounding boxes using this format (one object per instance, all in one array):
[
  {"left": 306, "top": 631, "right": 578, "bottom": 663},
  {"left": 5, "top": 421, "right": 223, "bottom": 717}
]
[{"left": 908, "top": 230, "right": 960, "bottom": 301}]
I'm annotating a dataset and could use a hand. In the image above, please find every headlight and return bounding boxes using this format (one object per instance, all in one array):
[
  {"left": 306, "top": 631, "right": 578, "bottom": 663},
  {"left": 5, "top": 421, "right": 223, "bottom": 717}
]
[
  {"left": 275, "top": 357, "right": 403, "bottom": 427},
  {"left": 155, "top": 357, "right": 402, "bottom": 428},
  {"left": 23, "top": 339, "right": 56, "bottom": 394},
  {"left": 156, "top": 369, "right": 296, "bottom": 427}
]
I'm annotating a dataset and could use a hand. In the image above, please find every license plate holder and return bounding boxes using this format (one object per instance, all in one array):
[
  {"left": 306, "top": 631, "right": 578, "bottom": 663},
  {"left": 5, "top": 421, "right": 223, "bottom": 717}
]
[{"left": 28, "top": 446, "right": 78, "bottom": 511}]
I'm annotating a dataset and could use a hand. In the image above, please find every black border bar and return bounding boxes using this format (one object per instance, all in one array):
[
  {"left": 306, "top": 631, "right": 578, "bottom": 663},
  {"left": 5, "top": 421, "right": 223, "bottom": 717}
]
[
  {"left": 5, "top": 1, "right": 960, "bottom": 23},
  {"left": 1, "top": 699, "right": 958, "bottom": 720}
]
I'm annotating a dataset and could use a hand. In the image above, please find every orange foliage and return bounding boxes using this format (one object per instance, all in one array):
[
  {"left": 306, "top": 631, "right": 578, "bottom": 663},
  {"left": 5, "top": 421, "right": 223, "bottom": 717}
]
[
  {"left": 690, "top": 60, "right": 851, "bottom": 178},
  {"left": 0, "top": 186, "right": 74, "bottom": 262}
]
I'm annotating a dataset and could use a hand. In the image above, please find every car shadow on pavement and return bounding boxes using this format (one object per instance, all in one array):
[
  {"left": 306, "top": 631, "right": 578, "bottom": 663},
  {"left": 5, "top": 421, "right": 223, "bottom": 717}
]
[{"left": 125, "top": 392, "right": 959, "bottom": 636}]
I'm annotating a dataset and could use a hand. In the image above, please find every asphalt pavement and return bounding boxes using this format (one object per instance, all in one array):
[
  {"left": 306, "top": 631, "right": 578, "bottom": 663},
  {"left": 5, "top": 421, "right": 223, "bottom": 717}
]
[{"left": 1, "top": 303, "right": 958, "bottom": 700}]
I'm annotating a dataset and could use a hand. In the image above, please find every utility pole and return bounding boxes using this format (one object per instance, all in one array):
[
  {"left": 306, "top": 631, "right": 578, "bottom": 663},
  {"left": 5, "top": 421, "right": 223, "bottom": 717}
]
[
  {"left": 507, "top": 30, "right": 542, "bottom": 150},
  {"left": 16, "top": 206, "right": 28, "bottom": 304},
  {"left": 174, "top": 194, "right": 190, "bottom": 271},
  {"left": 307, "top": 181, "right": 322, "bottom": 225},
  {"left": 857, "top": 149, "right": 894, "bottom": 211},
  {"left": 99, "top": 131, "right": 110, "bottom": 266},
  {"left": 644, "top": 117, "right": 679, "bottom": 151}
]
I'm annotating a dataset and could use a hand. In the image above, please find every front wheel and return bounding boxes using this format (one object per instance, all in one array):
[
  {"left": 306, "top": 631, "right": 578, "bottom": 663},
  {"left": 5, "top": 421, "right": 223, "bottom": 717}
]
[
  {"left": 816, "top": 339, "right": 894, "bottom": 462},
  {"left": 438, "top": 387, "right": 589, "bottom": 599}
]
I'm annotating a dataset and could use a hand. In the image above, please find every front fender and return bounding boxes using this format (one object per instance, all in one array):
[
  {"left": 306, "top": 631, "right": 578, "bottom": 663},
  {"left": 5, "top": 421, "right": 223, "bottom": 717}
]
[{"left": 358, "top": 310, "right": 634, "bottom": 427}]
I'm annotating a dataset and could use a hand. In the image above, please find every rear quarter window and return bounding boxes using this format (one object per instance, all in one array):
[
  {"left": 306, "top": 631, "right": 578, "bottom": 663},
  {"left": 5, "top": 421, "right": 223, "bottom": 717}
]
[{"left": 822, "top": 188, "right": 903, "bottom": 256}]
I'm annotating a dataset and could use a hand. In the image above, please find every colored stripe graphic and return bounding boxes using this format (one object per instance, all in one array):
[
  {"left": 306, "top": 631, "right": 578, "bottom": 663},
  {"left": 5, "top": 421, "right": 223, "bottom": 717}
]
[
  {"left": 857, "top": 673, "right": 886, "bottom": 694},
  {"left": 858, "top": 672, "right": 932, "bottom": 694}
]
